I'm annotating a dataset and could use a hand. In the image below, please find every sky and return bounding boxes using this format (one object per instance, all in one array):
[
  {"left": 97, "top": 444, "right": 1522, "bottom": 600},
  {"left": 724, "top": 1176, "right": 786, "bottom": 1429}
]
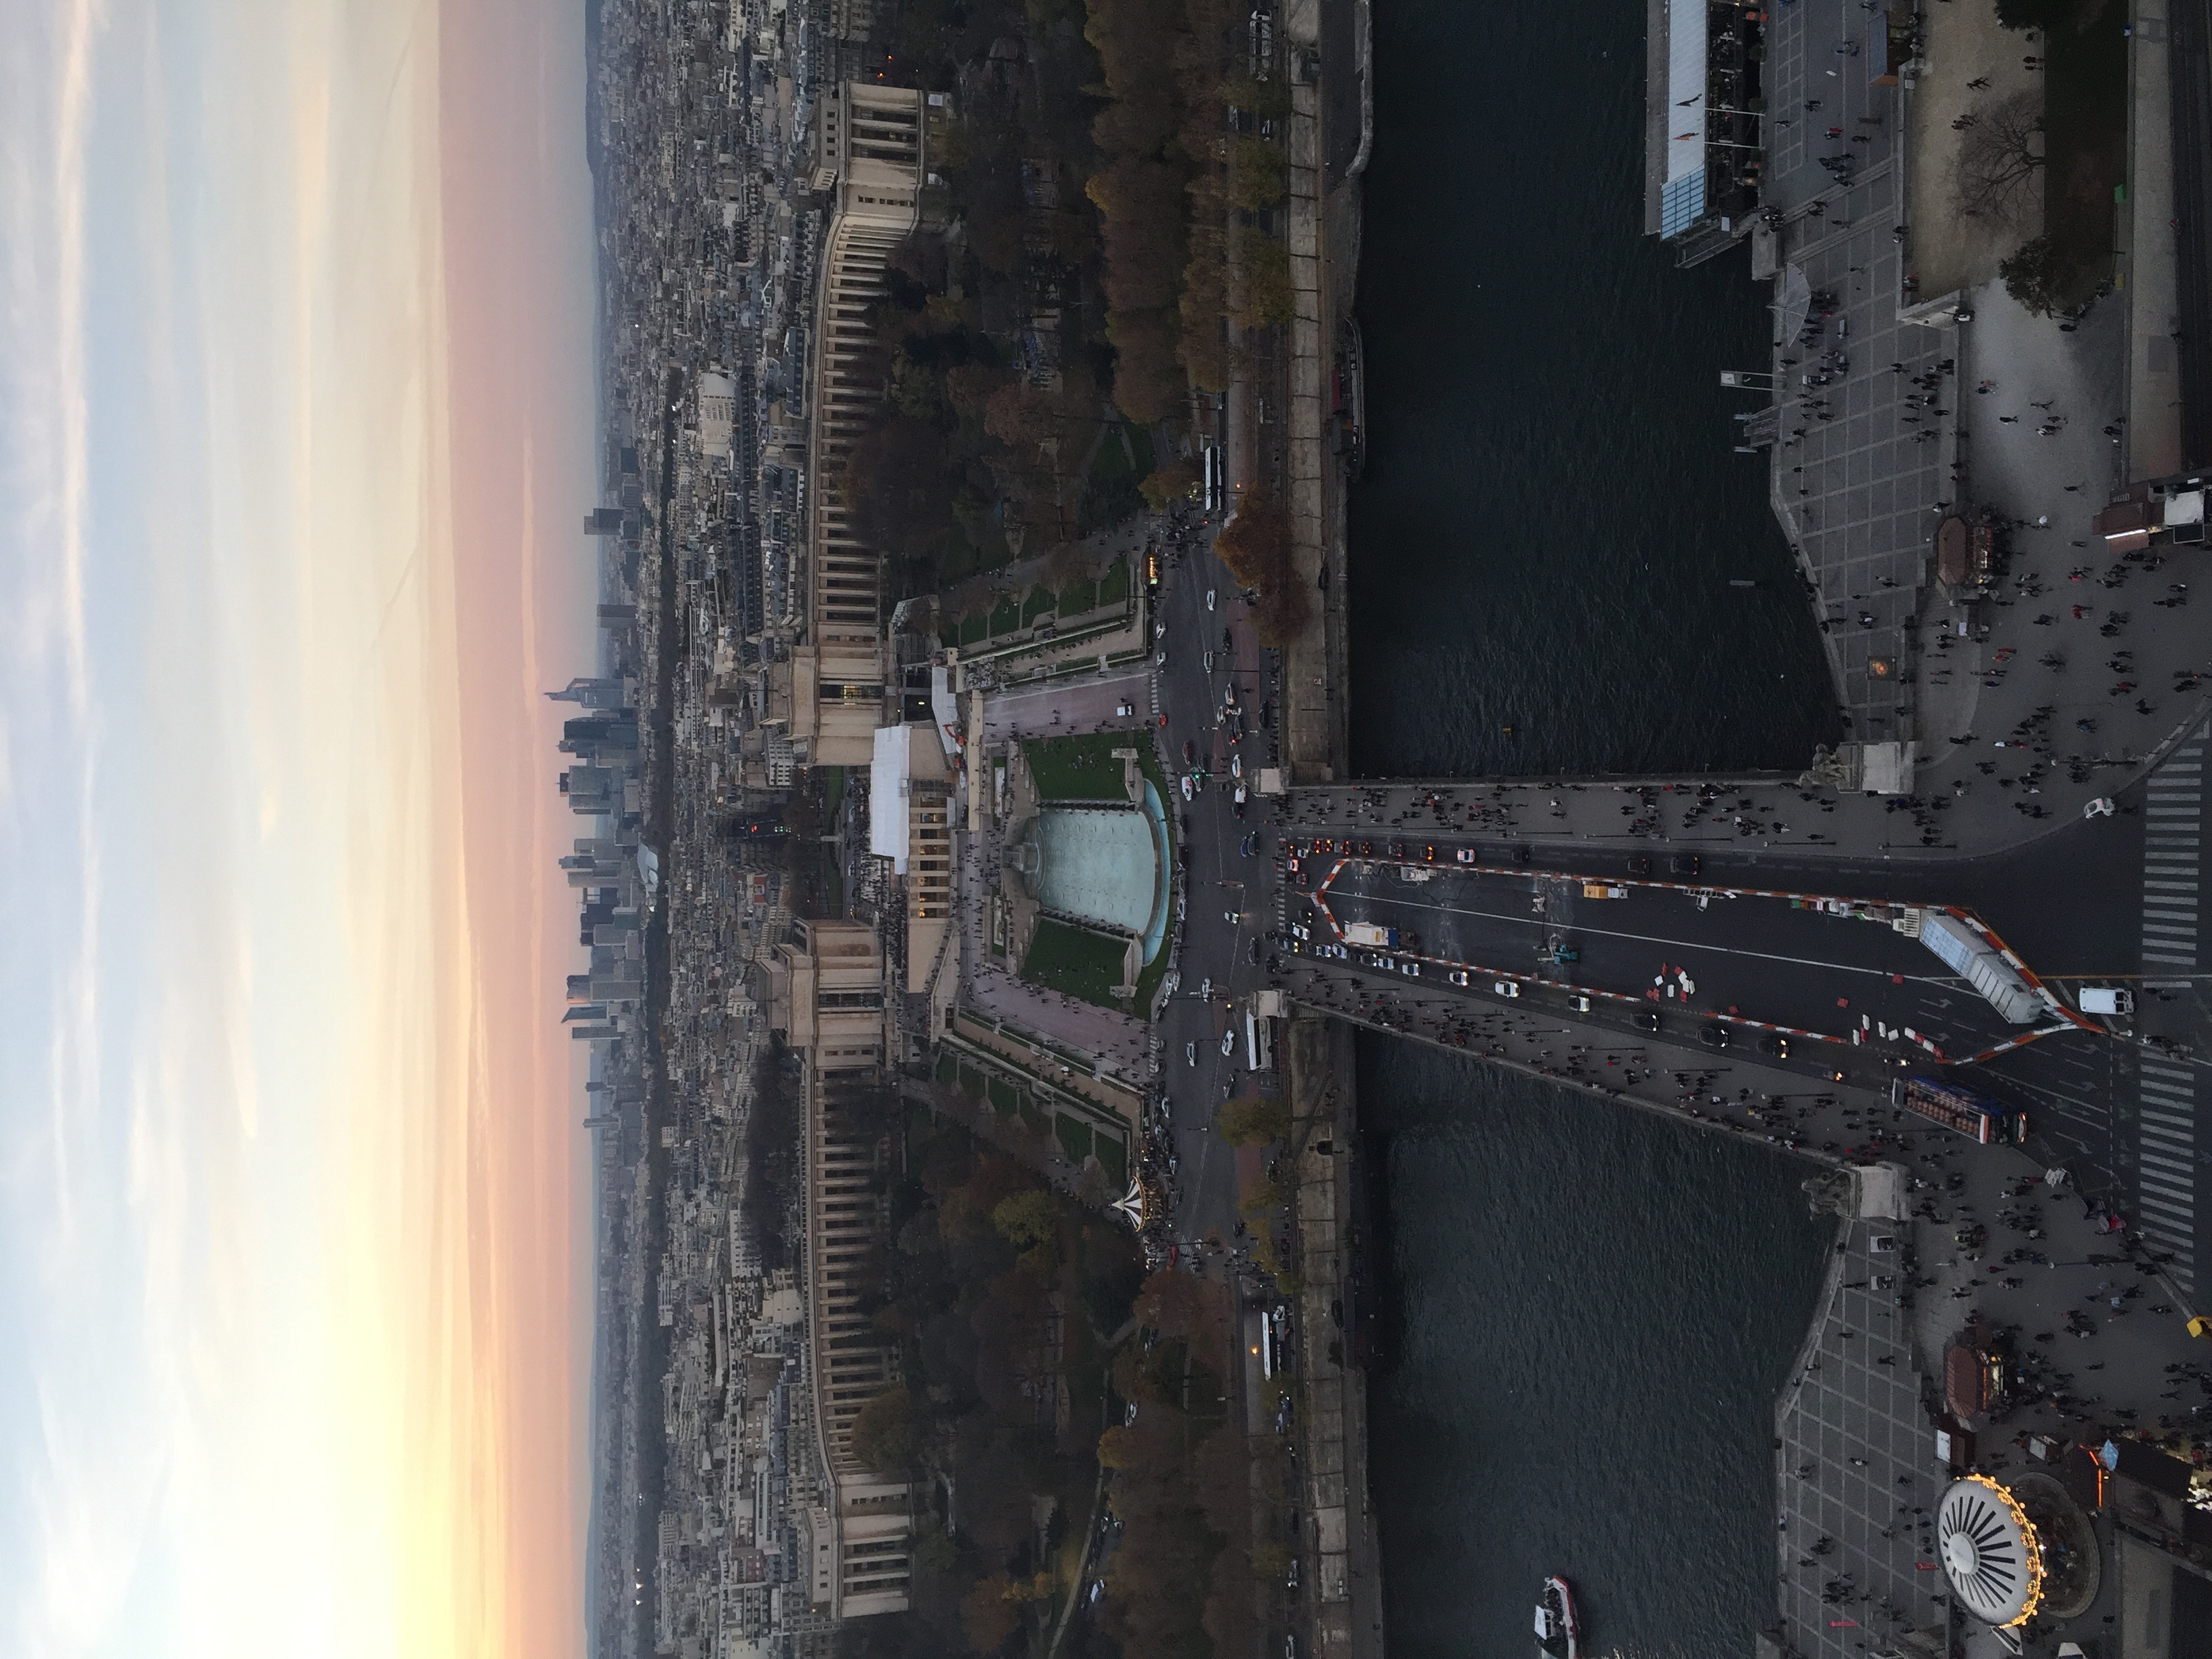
[{"left": 0, "top": 3, "right": 600, "bottom": 1656}]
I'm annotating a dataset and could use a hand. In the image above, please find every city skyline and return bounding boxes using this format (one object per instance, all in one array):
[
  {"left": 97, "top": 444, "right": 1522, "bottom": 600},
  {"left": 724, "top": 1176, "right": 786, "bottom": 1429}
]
[{"left": 1, "top": 3, "right": 599, "bottom": 1657}]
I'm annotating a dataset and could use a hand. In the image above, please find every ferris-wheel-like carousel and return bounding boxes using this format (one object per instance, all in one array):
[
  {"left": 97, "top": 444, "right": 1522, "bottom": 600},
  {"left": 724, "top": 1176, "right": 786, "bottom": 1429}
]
[{"left": 1936, "top": 1472, "right": 2102, "bottom": 1644}]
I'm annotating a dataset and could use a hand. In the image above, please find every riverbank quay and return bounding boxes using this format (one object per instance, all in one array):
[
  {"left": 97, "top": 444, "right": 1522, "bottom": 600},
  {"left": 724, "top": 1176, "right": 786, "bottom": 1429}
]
[
  {"left": 1772, "top": 1147, "right": 2212, "bottom": 1659},
  {"left": 1745, "top": 0, "right": 2200, "bottom": 822}
]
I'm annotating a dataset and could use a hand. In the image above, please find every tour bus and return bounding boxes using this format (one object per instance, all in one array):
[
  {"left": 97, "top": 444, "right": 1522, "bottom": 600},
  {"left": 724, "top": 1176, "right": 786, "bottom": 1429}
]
[
  {"left": 1893, "top": 1076, "right": 2027, "bottom": 1145},
  {"left": 1202, "top": 443, "right": 1225, "bottom": 512},
  {"left": 1246, "top": 1010, "right": 1274, "bottom": 1073}
]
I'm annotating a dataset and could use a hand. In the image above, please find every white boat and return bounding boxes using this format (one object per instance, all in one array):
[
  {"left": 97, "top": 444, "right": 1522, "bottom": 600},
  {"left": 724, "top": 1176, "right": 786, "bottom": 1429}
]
[{"left": 1534, "top": 1576, "right": 1579, "bottom": 1659}]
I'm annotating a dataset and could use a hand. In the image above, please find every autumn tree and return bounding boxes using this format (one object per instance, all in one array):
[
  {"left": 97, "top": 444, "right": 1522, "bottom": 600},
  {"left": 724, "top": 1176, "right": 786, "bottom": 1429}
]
[
  {"left": 849, "top": 1385, "right": 923, "bottom": 1476},
  {"left": 1216, "top": 1094, "right": 1290, "bottom": 1145}
]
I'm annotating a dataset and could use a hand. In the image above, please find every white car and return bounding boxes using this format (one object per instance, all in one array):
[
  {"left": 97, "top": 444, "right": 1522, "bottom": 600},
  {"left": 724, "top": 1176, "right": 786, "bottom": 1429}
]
[
  {"left": 2085, "top": 796, "right": 2116, "bottom": 819},
  {"left": 1570, "top": 995, "right": 1592, "bottom": 1012},
  {"left": 1231, "top": 753, "right": 1243, "bottom": 778},
  {"left": 1200, "top": 977, "right": 1213, "bottom": 998},
  {"left": 1206, "top": 588, "right": 1217, "bottom": 610},
  {"left": 1115, "top": 701, "right": 1135, "bottom": 716},
  {"left": 1221, "top": 1030, "right": 1236, "bottom": 1056},
  {"left": 1447, "top": 970, "right": 1468, "bottom": 987},
  {"left": 1181, "top": 774, "right": 1194, "bottom": 802},
  {"left": 1455, "top": 848, "right": 1477, "bottom": 864},
  {"left": 1204, "top": 651, "right": 1215, "bottom": 673},
  {"left": 1185, "top": 1043, "right": 1197, "bottom": 1067},
  {"left": 1493, "top": 981, "right": 1520, "bottom": 998}
]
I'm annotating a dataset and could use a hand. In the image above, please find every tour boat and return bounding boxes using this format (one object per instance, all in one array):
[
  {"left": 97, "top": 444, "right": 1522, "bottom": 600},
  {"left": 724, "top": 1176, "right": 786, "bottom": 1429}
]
[{"left": 1534, "top": 1576, "right": 1580, "bottom": 1659}]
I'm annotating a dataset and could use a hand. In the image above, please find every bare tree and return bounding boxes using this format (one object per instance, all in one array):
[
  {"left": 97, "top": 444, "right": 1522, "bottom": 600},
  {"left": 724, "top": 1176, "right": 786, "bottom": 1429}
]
[{"left": 1954, "top": 91, "right": 2045, "bottom": 223}]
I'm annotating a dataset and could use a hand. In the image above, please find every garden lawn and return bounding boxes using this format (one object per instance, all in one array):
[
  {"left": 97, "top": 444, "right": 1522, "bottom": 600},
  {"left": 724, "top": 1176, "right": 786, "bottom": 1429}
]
[
  {"left": 1022, "top": 732, "right": 1133, "bottom": 802},
  {"left": 1020, "top": 918, "right": 1129, "bottom": 1008}
]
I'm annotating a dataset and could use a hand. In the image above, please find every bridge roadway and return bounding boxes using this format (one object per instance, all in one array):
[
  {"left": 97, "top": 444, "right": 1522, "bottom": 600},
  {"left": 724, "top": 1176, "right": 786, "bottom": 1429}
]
[{"left": 1298, "top": 855, "right": 2065, "bottom": 1069}]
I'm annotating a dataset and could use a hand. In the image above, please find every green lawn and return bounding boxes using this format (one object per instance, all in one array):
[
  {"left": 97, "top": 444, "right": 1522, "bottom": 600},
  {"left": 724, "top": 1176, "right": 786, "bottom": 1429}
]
[
  {"left": 1022, "top": 733, "right": 1132, "bottom": 801},
  {"left": 987, "top": 1076, "right": 1021, "bottom": 1117},
  {"left": 989, "top": 594, "right": 1021, "bottom": 636},
  {"left": 1093, "top": 1131, "right": 1127, "bottom": 1187},
  {"left": 1023, "top": 584, "right": 1058, "bottom": 626},
  {"left": 959, "top": 613, "right": 989, "bottom": 646},
  {"left": 958, "top": 1063, "right": 986, "bottom": 1098},
  {"left": 1059, "top": 578, "right": 1098, "bottom": 616},
  {"left": 936, "top": 1050, "right": 959, "bottom": 1086},
  {"left": 1054, "top": 1114, "right": 1094, "bottom": 1165},
  {"left": 1098, "top": 556, "right": 1130, "bottom": 608},
  {"left": 1021, "top": 918, "right": 1129, "bottom": 1008}
]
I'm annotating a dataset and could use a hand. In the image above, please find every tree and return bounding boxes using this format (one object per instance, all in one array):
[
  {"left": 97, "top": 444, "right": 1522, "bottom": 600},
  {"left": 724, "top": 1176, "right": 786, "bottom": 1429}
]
[
  {"left": 960, "top": 1573, "right": 1022, "bottom": 1654},
  {"left": 991, "top": 1189, "right": 1059, "bottom": 1248},
  {"left": 1140, "top": 456, "right": 1202, "bottom": 509},
  {"left": 1231, "top": 226, "right": 1296, "bottom": 329},
  {"left": 849, "top": 1385, "right": 923, "bottom": 1475},
  {"left": 1999, "top": 235, "right": 2066, "bottom": 316},
  {"left": 846, "top": 415, "right": 957, "bottom": 560},
  {"left": 1108, "top": 308, "right": 1185, "bottom": 424},
  {"left": 1954, "top": 91, "right": 2045, "bottom": 223},
  {"left": 1226, "top": 136, "right": 1287, "bottom": 211},
  {"left": 1215, "top": 1094, "right": 1290, "bottom": 1145}
]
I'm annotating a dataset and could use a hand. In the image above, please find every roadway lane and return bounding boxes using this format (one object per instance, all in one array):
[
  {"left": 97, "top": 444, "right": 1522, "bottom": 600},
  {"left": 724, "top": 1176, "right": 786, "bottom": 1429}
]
[{"left": 1313, "top": 860, "right": 2040, "bottom": 1061}]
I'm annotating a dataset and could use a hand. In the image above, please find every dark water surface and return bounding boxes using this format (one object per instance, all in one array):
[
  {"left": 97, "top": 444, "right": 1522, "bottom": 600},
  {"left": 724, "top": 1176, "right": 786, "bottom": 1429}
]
[
  {"left": 1348, "top": 3, "right": 1849, "bottom": 1654},
  {"left": 1359, "top": 1050, "right": 1833, "bottom": 1658},
  {"left": 1347, "top": 0, "right": 1841, "bottom": 779}
]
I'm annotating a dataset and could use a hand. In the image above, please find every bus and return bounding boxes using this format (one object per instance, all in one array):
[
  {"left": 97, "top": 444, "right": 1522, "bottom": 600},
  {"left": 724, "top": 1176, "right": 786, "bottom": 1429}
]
[{"left": 1245, "top": 1010, "right": 1274, "bottom": 1073}]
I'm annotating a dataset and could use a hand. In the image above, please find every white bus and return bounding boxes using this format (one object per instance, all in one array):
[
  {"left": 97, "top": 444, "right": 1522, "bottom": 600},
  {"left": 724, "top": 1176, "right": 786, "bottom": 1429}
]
[{"left": 1245, "top": 1010, "right": 1274, "bottom": 1072}]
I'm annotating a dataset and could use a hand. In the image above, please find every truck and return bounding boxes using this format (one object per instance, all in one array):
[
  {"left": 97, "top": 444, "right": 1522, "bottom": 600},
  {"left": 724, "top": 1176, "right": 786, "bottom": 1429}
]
[
  {"left": 1917, "top": 912, "right": 2044, "bottom": 1025},
  {"left": 1343, "top": 922, "right": 1398, "bottom": 948},
  {"left": 2077, "top": 986, "right": 2134, "bottom": 1017}
]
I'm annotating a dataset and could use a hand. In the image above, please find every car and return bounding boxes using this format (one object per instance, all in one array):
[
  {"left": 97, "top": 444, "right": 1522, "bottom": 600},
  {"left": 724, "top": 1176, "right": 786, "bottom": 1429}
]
[
  {"left": 1699, "top": 1023, "right": 1730, "bottom": 1050},
  {"left": 1206, "top": 588, "right": 1217, "bottom": 610},
  {"left": 1447, "top": 970, "right": 1469, "bottom": 987},
  {"left": 1155, "top": 620, "right": 1168, "bottom": 638},
  {"left": 1455, "top": 847, "right": 1477, "bottom": 863},
  {"left": 1286, "top": 1559, "right": 1300, "bottom": 1593},
  {"left": 1403, "top": 962, "right": 1421, "bottom": 977},
  {"left": 1493, "top": 981, "right": 1520, "bottom": 998},
  {"left": 1204, "top": 650, "right": 1215, "bottom": 673},
  {"left": 1185, "top": 1043, "right": 1197, "bottom": 1067},
  {"left": 1115, "top": 701, "right": 1135, "bottom": 717},
  {"left": 1155, "top": 648, "right": 1168, "bottom": 666},
  {"left": 1200, "top": 977, "right": 1213, "bottom": 998},
  {"left": 1183, "top": 739, "right": 1197, "bottom": 766},
  {"left": 1231, "top": 752, "right": 1243, "bottom": 777},
  {"left": 1389, "top": 840, "right": 1407, "bottom": 859},
  {"left": 1671, "top": 854, "right": 1702, "bottom": 878},
  {"left": 1635, "top": 1010, "right": 1662, "bottom": 1032},
  {"left": 1757, "top": 1033, "right": 1791, "bottom": 1059},
  {"left": 1570, "top": 995, "right": 1591, "bottom": 1012},
  {"left": 2085, "top": 796, "right": 2116, "bottom": 819},
  {"left": 1423, "top": 844, "right": 1436, "bottom": 862},
  {"left": 1248, "top": 939, "right": 1260, "bottom": 964},
  {"left": 1628, "top": 855, "right": 1653, "bottom": 876},
  {"left": 1221, "top": 1030, "right": 1237, "bottom": 1056},
  {"left": 1181, "top": 774, "right": 1194, "bottom": 802}
]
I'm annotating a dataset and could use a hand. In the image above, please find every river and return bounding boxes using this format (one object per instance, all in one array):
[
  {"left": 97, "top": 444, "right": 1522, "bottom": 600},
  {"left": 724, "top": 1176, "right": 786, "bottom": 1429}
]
[{"left": 1349, "top": 3, "right": 1846, "bottom": 1654}]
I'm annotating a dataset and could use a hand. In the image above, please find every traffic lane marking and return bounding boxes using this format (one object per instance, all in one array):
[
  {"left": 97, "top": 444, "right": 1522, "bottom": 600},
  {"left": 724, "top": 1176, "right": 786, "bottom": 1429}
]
[{"left": 1337, "top": 887, "right": 1962, "bottom": 986}]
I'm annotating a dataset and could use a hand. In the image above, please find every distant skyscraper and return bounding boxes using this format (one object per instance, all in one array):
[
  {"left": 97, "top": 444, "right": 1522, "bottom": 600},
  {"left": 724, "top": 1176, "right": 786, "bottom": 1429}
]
[{"left": 583, "top": 506, "right": 625, "bottom": 535}]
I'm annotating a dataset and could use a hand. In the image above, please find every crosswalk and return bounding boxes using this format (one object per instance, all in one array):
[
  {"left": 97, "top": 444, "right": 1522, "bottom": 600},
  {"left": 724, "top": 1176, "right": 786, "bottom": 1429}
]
[{"left": 2137, "top": 726, "right": 2203, "bottom": 1289}]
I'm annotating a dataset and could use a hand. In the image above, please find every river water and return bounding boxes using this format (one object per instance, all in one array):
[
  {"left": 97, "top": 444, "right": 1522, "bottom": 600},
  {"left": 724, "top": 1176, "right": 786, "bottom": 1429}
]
[{"left": 1348, "top": 3, "right": 1847, "bottom": 1655}]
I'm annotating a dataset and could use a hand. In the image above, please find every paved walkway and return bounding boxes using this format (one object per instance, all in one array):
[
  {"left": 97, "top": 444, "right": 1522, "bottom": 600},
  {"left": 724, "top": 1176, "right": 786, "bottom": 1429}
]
[{"left": 1776, "top": 1215, "right": 1946, "bottom": 1659}]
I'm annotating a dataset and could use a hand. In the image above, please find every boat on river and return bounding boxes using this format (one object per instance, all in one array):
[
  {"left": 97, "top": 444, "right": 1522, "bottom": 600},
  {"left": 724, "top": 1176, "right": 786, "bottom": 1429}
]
[{"left": 1534, "top": 1576, "right": 1580, "bottom": 1659}]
